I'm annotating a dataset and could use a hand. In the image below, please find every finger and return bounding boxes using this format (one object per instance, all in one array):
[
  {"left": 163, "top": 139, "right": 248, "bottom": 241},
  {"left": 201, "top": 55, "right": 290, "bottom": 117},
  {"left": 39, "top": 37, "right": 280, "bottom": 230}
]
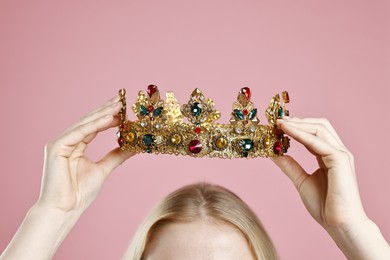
[
  {"left": 84, "top": 94, "right": 120, "bottom": 119},
  {"left": 278, "top": 121, "right": 338, "bottom": 157},
  {"left": 277, "top": 120, "right": 345, "bottom": 151},
  {"left": 97, "top": 147, "right": 135, "bottom": 178},
  {"left": 280, "top": 117, "right": 345, "bottom": 147},
  {"left": 66, "top": 99, "right": 122, "bottom": 133},
  {"left": 55, "top": 115, "right": 116, "bottom": 157},
  {"left": 271, "top": 155, "right": 309, "bottom": 192},
  {"left": 82, "top": 115, "right": 122, "bottom": 145}
]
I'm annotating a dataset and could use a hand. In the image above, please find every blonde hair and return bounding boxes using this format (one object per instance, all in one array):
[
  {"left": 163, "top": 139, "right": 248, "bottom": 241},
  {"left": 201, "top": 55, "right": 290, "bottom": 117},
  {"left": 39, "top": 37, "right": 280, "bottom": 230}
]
[{"left": 123, "top": 182, "right": 278, "bottom": 260}]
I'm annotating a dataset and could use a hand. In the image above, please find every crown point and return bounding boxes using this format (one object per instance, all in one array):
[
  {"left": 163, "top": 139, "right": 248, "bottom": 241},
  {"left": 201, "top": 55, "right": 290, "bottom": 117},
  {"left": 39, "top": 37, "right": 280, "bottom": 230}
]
[
  {"left": 282, "top": 91, "right": 290, "bottom": 103},
  {"left": 147, "top": 84, "right": 158, "bottom": 97},
  {"left": 241, "top": 87, "right": 251, "bottom": 100}
]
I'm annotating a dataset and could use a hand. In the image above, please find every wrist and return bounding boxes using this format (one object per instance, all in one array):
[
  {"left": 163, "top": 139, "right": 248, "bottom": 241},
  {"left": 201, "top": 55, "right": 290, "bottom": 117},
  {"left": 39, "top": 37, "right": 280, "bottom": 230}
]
[
  {"left": 326, "top": 217, "right": 390, "bottom": 260},
  {"left": 1, "top": 203, "right": 82, "bottom": 260}
]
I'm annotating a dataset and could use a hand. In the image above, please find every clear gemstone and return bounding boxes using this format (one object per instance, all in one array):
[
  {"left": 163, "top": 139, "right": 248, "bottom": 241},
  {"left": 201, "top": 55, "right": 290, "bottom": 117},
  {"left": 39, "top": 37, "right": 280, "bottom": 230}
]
[
  {"left": 141, "top": 121, "right": 147, "bottom": 127},
  {"left": 235, "top": 127, "right": 242, "bottom": 134},
  {"left": 156, "top": 136, "right": 163, "bottom": 144}
]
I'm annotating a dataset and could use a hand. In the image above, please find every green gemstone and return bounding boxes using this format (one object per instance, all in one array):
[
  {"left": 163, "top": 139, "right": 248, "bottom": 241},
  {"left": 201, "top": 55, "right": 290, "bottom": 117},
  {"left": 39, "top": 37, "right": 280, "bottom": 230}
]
[
  {"left": 234, "top": 109, "right": 244, "bottom": 120},
  {"left": 153, "top": 107, "right": 163, "bottom": 117},
  {"left": 146, "top": 147, "right": 152, "bottom": 153},
  {"left": 241, "top": 139, "right": 254, "bottom": 152},
  {"left": 142, "top": 134, "right": 154, "bottom": 146},
  {"left": 249, "top": 108, "right": 257, "bottom": 120},
  {"left": 140, "top": 105, "right": 148, "bottom": 115},
  {"left": 278, "top": 107, "right": 284, "bottom": 118},
  {"left": 243, "top": 151, "right": 249, "bottom": 157},
  {"left": 191, "top": 102, "right": 202, "bottom": 117}
]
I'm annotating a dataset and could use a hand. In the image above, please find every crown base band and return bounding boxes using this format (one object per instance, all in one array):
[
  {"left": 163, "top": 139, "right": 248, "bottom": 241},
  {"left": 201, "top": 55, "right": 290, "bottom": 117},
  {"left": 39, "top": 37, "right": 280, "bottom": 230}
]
[{"left": 118, "top": 120, "right": 290, "bottom": 159}]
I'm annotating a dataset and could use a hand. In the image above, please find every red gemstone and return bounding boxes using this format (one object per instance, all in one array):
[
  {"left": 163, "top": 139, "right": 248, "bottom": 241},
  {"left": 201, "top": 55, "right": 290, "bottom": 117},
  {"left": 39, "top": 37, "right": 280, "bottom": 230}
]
[
  {"left": 273, "top": 141, "right": 282, "bottom": 154},
  {"left": 241, "top": 87, "right": 251, "bottom": 100},
  {"left": 117, "top": 137, "right": 124, "bottom": 146},
  {"left": 147, "top": 105, "right": 154, "bottom": 112},
  {"left": 282, "top": 91, "right": 290, "bottom": 103},
  {"left": 195, "top": 127, "right": 201, "bottom": 134},
  {"left": 243, "top": 109, "right": 248, "bottom": 115},
  {"left": 189, "top": 140, "right": 202, "bottom": 154},
  {"left": 244, "top": 120, "right": 248, "bottom": 125},
  {"left": 147, "top": 85, "right": 158, "bottom": 97}
]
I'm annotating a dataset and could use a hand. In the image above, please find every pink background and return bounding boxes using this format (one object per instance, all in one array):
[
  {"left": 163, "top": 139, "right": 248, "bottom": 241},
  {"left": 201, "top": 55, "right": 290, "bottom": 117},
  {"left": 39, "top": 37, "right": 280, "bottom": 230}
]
[{"left": 1, "top": 0, "right": 389, "bottom": 259}]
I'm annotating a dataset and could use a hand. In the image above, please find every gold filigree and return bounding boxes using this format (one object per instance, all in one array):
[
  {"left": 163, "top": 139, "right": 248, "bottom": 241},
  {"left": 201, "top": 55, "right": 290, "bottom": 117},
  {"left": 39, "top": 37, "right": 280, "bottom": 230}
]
[{"left": 117, "top": 85, "right": 290, "bottom": 159}]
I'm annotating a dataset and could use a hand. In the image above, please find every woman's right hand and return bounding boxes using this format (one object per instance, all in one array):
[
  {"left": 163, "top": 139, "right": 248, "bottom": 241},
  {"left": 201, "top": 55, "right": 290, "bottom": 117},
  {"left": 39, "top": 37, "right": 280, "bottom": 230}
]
[{"left": 37, "top": 94, "right": 134, "bottom": 214}]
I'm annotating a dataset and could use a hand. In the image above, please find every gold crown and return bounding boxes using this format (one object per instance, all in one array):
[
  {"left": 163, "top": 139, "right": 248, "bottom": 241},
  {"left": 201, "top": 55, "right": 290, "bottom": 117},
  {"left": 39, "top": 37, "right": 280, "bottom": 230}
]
[{"left": 117, "top": 85, "right": 290, "bottom": 159}]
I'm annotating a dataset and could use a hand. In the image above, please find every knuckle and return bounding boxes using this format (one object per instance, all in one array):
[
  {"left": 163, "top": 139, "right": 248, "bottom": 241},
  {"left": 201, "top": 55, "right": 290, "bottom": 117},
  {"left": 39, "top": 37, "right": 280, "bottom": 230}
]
[
  {"left": 319, "top": 117, "right": 331, "bottom": 126},
  {"left": 335, "top": 150, "right": 350, "bottom": 160},
  {"left": 44, "top": 139, "right": 58, "bottom": 154},
  {"left": 346, "top": 150, "right": 354, "bottom": 162}
]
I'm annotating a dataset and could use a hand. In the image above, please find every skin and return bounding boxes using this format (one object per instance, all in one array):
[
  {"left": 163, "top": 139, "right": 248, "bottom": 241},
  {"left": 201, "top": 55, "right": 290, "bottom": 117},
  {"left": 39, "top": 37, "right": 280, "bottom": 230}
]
[
  {"left": 143, "top": 220, "right": 255, "bottom": 260},
  {"left": 0, "top": 95, "right": 389, "bottom": 260}
]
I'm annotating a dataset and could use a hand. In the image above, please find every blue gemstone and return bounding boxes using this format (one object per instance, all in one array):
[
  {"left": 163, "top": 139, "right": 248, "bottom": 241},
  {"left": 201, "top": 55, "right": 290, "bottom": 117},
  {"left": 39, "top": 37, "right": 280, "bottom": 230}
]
[
  {"left": 278, "top": 107, "right": 284, "bottom": 118},
  {"left": 142, "top": 134, "right": 154, "bottom": 146},
  {"left": 140, "top": 105, "right": 148, "bottom": 115},
  {"left": 234, "top": 109, "right": 244, "bottom": 120},
  {"left": 241, "top": 139, "right": 254, "bottom": 152},
  {"left": 249, "top": 108, "right": 257, "bottom": 120},
  {"left": 191, "top": 102, "right": 202, "bottom": 117},
  {"left": 153, "top": 107, "right": 163, "bottom": 117}
]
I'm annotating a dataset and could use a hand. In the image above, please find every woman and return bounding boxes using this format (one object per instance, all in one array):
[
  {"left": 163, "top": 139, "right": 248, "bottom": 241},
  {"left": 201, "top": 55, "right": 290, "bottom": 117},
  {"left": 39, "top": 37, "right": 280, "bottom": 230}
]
[{"left": 1, "top": 94, "right": 389, "bottom": 260}]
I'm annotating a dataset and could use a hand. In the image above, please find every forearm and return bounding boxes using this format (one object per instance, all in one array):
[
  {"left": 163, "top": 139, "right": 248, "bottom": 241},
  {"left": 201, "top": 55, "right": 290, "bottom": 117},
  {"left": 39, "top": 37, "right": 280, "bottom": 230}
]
[
  {"left": 0, "top": 203, "right": 81, "bottom": 260},
  {"left": 327, "top": 218, "right": 390, "bottom": 260}
]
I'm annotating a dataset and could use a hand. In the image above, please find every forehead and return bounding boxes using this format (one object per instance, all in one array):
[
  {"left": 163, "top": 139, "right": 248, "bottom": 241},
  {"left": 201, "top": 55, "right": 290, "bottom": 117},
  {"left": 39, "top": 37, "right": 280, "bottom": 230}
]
[{"left": 143, "top": 220, "right": 255, "bottom": 260}]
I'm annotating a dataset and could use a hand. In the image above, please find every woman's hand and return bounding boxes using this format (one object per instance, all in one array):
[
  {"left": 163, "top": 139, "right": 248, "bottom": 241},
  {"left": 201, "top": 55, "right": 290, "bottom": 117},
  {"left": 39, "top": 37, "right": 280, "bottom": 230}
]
[
  {"left": 37, "top": 94, "right": 134, "bottom": 214},
  {"left": 0, "top": 95, "right": 133, "bottom": 260},
  {"left": 272, "top": 117, "right": 390, "bottom": 259}
]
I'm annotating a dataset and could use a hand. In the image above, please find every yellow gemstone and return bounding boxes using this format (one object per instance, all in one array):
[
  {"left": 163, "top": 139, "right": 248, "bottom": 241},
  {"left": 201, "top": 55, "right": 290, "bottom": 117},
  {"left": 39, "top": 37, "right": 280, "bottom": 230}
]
[
  {"left": 263, "top": 136, "right": 271, "bottom": 147},
  {"left": 125, "top": 132, "right": 135, "bottom": 142},
  {"left": 171, "top": 134, "right": 181, "bottom": 144},
  {"left": 216, "top": 137, "right": 227, "bottom": 149}
]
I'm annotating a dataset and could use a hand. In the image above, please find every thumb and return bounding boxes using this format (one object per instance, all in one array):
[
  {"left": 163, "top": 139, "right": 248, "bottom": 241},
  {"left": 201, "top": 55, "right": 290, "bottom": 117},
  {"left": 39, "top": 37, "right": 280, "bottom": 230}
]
[
  {"left": 271, "top": 155, "right": 308, "bottom": 192},
  {"left": 97, "top": 147, "right": 135, "bottom": 178}
]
